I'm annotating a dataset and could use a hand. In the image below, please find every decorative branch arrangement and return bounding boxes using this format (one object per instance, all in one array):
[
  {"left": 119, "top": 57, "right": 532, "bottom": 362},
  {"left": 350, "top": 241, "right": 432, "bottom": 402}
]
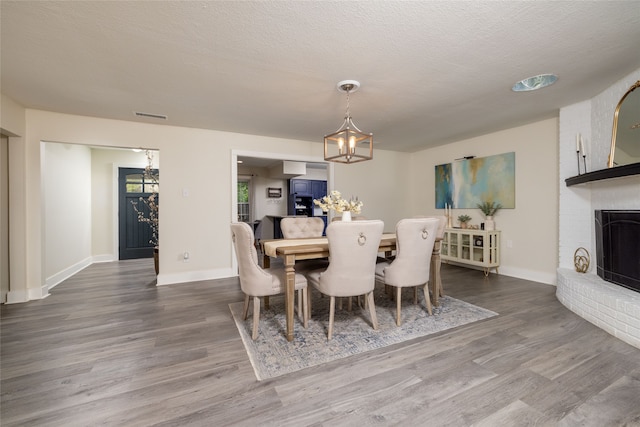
[{"left": 132, "top": 150, "right": 159, "bottom": 247}]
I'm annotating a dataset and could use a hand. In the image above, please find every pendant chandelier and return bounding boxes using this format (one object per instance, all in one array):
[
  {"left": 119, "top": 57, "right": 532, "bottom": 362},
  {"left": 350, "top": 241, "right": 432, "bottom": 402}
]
[{"left": 324, "top": 80, "right": 373, "bottom": 164}]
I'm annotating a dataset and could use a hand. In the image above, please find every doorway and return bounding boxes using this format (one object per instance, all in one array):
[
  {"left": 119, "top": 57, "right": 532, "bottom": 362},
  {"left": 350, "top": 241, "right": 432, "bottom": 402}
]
[{"left": 118, "top": 167, "right": 159, "bottom": 260}]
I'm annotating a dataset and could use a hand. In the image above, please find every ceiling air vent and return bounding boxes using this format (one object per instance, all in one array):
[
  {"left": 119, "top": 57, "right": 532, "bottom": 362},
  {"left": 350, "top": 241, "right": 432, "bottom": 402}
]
[{"left": 134, "top": 111, "right": 168, "bottom": 120}]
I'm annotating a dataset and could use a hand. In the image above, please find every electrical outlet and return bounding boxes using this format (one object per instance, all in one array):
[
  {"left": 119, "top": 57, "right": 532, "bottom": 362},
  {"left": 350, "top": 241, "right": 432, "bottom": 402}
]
[{"left": 183, "top": 251, "right": 190, "bottom": 262}]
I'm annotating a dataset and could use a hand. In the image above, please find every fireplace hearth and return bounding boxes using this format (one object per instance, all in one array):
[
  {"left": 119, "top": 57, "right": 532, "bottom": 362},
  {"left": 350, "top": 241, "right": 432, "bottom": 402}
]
[{"left": 595, "top": 210, "right": 640, "bottom": 293}]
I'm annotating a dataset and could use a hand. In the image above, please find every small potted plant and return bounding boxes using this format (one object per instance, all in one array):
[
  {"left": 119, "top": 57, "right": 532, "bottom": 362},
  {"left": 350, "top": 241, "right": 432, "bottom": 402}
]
[
  {"left": 477, "top": 201, "right": 501, "bottom": 230},
  {"left": 457, "top": 214, "right": 472, "bottom": 229}
]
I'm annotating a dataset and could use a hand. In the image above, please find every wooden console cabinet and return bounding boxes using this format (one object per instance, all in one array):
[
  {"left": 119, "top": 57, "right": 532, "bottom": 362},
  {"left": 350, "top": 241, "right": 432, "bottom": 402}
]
[{"left": 441, "top": 228, "right": 500, "bottom": 276}]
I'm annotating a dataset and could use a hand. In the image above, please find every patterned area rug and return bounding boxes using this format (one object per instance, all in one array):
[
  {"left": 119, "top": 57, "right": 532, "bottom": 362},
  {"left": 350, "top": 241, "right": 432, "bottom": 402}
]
[{"left": 229, "top": 288, "right": 498, "bottom": 381}]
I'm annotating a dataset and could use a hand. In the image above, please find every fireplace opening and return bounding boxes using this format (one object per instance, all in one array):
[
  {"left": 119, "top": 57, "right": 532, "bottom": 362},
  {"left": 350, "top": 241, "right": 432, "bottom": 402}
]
[{"left": 595, "top": 210, "right": 640, "bottom": 293}]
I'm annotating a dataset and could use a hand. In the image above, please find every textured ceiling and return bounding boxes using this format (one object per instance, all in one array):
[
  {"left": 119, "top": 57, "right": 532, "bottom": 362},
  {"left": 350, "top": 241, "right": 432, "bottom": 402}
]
[{"left": 2, "top": 1, "right": 640, "bottom": 152}]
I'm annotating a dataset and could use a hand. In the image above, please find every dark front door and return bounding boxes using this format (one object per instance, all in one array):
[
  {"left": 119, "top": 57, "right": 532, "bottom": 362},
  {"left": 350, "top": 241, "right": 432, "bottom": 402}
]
[{"left": 119, "top": 167, "right": 159, "bottom": 260}]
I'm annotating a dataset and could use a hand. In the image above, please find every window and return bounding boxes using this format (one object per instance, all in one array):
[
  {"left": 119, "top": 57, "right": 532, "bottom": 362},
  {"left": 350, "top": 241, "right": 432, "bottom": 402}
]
[
  {"left": 125, "top": 172, "right": 159, "bottom": 194},
  {"left": 238, "top": 179, "right": 250, "bottom": 222}
]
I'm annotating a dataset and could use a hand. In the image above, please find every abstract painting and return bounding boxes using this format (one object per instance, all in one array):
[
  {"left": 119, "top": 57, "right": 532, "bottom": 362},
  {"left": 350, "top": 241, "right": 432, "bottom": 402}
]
[{"left": 435, "top": 152, "right": 515, "bottom": 209}]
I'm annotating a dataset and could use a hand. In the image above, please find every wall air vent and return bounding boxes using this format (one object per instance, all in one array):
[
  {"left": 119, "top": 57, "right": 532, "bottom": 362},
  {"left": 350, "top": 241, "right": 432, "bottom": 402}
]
[{"left": 134, "top": 111, "right": 168, "bottom": 120}]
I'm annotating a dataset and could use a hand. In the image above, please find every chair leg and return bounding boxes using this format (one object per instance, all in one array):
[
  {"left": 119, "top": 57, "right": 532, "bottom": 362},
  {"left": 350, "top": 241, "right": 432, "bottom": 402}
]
[
  {"left": 423, "top": 283, "right": 433, "bottom": 315},
  {"left": 297, "top": 290, "right": 302, "bottom": 322},
  {"left": 264, "top": 296, "right": 270, "bottom": 310},
  {"left": 251, "top": 296, "right": 261, "bottom": 340},
  {"left": 413, "top": 287, "right": 418, "bottom": 304},
  {"left": 302, "top": 288, "right": 308, "bottom": 329},
  {"left": 242, "top": 294, "right": 250, "bottom": 320},
  {"left": 367, "top": 291, "right": 378, "bottom": 330},
  {"left": 328, "top": 296, "right": 335, "bottom": 340},
  {"left": 396, "top": 287, "right": 402, "bottom": 326},
  {"left": 347, "top": 296, "right": 352, "bottom": 312}
]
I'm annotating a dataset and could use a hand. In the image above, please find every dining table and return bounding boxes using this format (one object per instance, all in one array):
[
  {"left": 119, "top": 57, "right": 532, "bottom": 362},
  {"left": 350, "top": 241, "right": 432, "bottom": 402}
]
[{"left": 262, "top": 234, "right": 443, "bottom": 342}]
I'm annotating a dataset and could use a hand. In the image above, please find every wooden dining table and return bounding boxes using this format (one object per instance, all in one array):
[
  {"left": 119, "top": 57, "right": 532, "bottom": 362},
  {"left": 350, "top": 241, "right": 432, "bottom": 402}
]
[{"left": 262, "top": 234, "right": 443, "bottom": 342}]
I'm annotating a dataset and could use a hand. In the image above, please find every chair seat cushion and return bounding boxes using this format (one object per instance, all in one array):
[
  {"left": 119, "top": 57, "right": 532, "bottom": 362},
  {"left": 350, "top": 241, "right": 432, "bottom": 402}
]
[{"left": 265, "top": 268, "right": 307, "bottom": 295}]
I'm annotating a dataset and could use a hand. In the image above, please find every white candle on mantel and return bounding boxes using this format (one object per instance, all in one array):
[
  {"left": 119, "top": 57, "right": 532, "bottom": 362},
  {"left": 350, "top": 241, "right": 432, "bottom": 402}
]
[
  {"left": 580, "top": 136, "right": 585, "bottom": 157},
  {"left": 576, "top": 133, "right": 581, "bottom": 152}
]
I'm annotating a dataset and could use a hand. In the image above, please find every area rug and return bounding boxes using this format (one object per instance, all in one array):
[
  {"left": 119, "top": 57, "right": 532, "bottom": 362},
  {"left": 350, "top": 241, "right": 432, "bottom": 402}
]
[{"left": 229, "top": 288, "right": 498, "bottom": 381}]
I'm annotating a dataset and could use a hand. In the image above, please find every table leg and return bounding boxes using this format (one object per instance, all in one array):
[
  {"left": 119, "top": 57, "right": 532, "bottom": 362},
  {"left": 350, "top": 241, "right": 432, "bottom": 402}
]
[
  {"left": 430, "top": 241, "right": 442, "bottom": 307},
  {"left": 284, "top": 253, "right": 296, "bottom": 342}
]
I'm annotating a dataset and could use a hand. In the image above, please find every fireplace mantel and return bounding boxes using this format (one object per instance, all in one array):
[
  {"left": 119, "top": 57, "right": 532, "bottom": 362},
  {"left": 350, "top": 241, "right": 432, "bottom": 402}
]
[{"left": 565, "top": 162, "right": 640, "bottom": 186}]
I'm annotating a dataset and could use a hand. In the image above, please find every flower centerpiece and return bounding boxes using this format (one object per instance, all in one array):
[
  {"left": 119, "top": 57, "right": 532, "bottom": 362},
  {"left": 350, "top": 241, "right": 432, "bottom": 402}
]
[{"left": 314, "top": 190, "right": 362, "bottom": 221}]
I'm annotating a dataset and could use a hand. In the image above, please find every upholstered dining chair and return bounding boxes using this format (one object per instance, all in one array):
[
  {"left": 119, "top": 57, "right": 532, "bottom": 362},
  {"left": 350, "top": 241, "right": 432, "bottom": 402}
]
[
  {"left": 375, "top": 218, "right": 440, "bottom": 326},
  {"left": 306, "top": 220, "right": 384, "bottom": 340},
  {"left": 280, "top": 216, "right": 325, "bottom": 238},
  {"left": 414, "top": 215, "right": 447, "bottom": 299},
  {"left": 230, "top": 222, "right": 308, "bottom": 340}
]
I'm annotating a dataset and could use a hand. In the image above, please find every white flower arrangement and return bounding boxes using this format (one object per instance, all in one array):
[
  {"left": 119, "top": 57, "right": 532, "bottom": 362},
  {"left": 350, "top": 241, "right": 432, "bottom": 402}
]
[{"left": 313, "top": 190, "right": 363, "bottom": 214}]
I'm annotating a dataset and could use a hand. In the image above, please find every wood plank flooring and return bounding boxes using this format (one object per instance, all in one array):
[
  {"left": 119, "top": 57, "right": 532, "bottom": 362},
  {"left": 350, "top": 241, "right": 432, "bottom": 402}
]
[{"left": 2, "top": 259, "right": 640, "bottom": 426}]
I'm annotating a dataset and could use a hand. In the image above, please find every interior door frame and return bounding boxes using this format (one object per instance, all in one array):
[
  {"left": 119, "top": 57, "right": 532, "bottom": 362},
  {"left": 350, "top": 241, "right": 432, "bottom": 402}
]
[{"left": 111, "top": 153, "right": 160, "bottom": 262}]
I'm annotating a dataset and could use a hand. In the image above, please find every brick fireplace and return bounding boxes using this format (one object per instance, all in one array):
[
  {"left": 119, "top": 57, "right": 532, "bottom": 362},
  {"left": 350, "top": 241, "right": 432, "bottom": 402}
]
[{"left": 557, "top": 71, "right": 640, "bottom": 350}]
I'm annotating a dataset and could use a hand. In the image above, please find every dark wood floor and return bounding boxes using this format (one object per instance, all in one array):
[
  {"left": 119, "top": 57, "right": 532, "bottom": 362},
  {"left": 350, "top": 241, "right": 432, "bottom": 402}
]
[{"left": 2, "top": 259, "right": 640, "bottom": 426}]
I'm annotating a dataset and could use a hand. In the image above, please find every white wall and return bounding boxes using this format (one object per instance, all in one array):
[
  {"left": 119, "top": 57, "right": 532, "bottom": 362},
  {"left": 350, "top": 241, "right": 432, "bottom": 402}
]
[
  {"left": 8, "top": 98, "right": 570, "bottom": 300},
  {"left": 44, "top": 143, "right": 92, "bottom": 286},
  {"left": 1, "top": 94, "right": 30, "bottom": 302},
  {"left": 408, "top": 119, "right": 560, "bottom": 284},
  {"left": 21, "top": 109, "right": 412, "bottom": 295}
]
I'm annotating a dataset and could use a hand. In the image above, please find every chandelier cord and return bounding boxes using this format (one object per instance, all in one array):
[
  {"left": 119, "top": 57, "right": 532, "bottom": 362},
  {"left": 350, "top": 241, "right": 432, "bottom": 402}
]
[{"left": 345, "top": 89, "right": 351, "bottom": 119}]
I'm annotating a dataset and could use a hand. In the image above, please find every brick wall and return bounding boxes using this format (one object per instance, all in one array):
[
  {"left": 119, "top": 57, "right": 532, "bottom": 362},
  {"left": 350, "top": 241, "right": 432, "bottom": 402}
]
[
  {"left": 557, "top": 69, "right": 640, "bottom": 349},
  {"left": 557, "top": 269, "right": 640, "bottom": 349}
]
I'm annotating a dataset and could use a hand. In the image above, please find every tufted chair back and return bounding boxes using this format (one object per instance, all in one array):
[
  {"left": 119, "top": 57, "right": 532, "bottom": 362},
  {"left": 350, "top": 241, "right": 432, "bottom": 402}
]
[
  {"left": 280, "top": 217, "right": 325, "bottom": 238},
  {"left": 231, "top": 222, "right": 279, "bottom": 296},
  {"left": 381, "top": 218, "right": 440, "bottom": 287},
  {"left": 231, "top": 222, "right": 309, "bottom": 339},
  {"left": 319, "top": 220, "right": 384, "bottom": 297},
  {"left": 413, "top": 215, "right": 446, "bottom": 239}
]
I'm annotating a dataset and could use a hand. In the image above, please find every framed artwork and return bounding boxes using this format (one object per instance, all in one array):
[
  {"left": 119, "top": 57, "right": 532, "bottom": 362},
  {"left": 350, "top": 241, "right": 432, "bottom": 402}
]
[
  {"left": 435, "top": 152, "right": 515, "bottom": 208},
  {"left": 267, "top": 187, "right": 282, "bottom": 198}
]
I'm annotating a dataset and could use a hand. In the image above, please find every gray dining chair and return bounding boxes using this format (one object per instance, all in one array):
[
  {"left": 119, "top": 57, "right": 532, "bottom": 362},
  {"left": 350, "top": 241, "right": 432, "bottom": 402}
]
[
  {"left": 375, "top": 218, "right": 440, "bottom": 326},
  {"left": 231, "top": 222, "right": 308, "bottom": 339},
  {"left": 306, "top": 220, "right": 384, "bottom": 340}
]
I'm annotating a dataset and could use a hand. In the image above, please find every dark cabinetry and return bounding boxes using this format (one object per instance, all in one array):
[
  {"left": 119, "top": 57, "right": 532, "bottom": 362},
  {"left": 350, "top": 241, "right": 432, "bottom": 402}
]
[
  {"left": 311, "top": 180, "right": 327, "bottom": 200},
  {"left": 289, "top": 179, "right": 327, "bottom": 199},
  {"left": 288, "top": 179, "right": 327, "bottom": 216},
  {"left": 290, "top": 179, "right": 312, "bottom": 195}
]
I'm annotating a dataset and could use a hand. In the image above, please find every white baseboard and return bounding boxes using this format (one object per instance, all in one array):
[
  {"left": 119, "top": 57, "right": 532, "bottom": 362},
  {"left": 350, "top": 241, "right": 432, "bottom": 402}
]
[
  {"left": 499, "top": 266, "right": 556, "bottom": 285},
  {"left": 5, "top": 284, "right": 50, "bottom": 303},
  {"left": 444, "top": 261, "right": 556, "bottom": 285},
  {"left": 6, "top": 289, "right": 29, "bottom": 304},
  {"left": 46, "top": 257, "right": 92, "bottom": 290},
  {"left": 156, "top": 267, "right": 236, "bottom": 286}
]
